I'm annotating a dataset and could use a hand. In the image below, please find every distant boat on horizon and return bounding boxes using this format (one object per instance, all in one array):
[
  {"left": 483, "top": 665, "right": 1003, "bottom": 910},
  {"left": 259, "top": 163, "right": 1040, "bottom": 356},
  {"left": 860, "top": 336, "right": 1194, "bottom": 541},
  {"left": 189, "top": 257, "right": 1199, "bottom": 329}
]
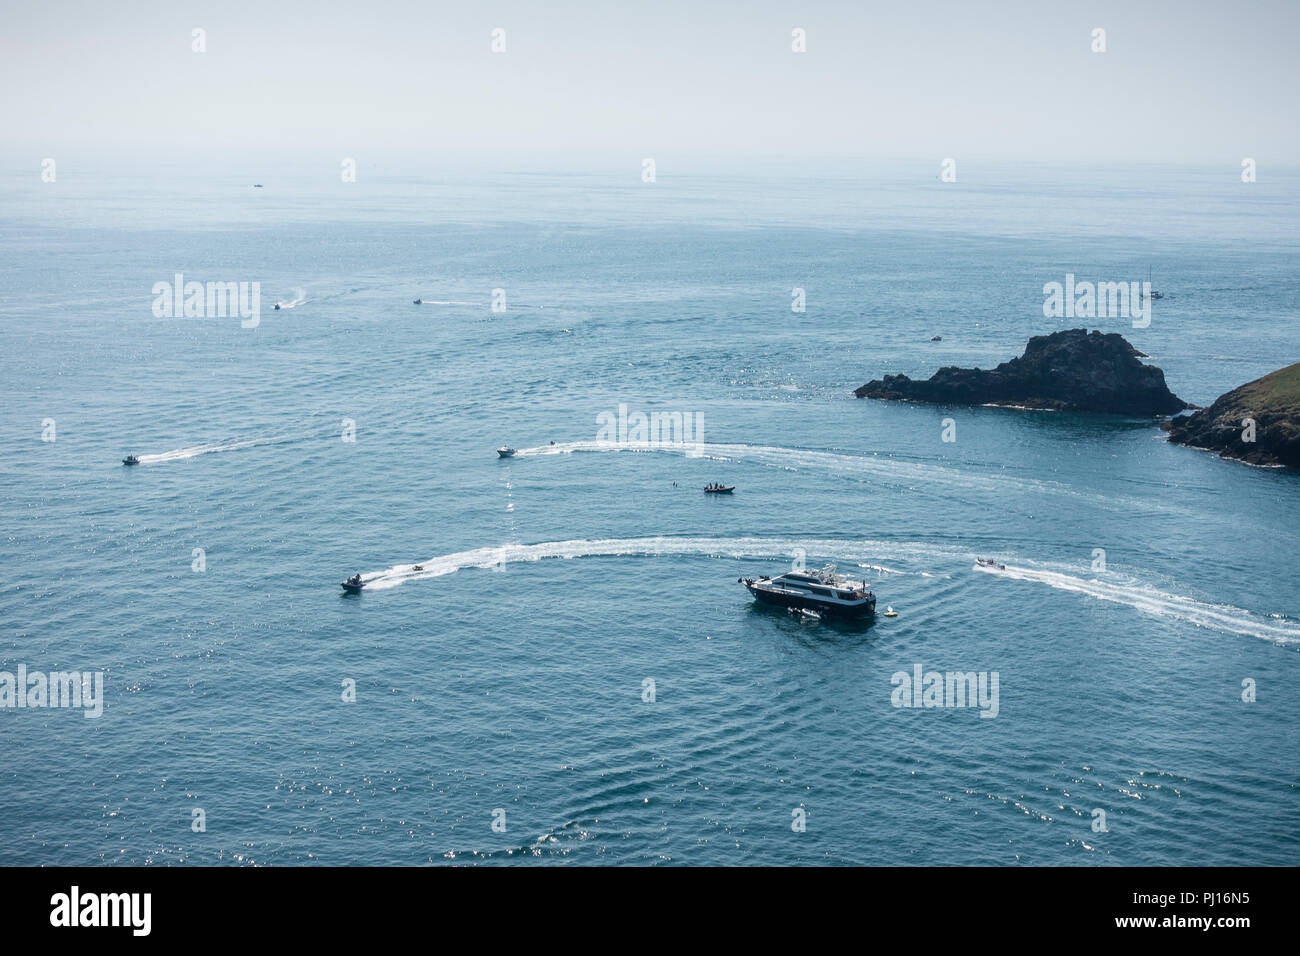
[{"left": 1148, "top": 266, "right": 1164, "bottom": 300}]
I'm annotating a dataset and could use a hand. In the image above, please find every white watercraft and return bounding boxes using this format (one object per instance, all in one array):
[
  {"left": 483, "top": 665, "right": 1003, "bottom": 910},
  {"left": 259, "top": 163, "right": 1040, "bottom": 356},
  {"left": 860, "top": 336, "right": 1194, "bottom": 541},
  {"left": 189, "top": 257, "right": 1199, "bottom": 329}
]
[{"left": 740, "top": 564, "right": 876, "bottom": 619}]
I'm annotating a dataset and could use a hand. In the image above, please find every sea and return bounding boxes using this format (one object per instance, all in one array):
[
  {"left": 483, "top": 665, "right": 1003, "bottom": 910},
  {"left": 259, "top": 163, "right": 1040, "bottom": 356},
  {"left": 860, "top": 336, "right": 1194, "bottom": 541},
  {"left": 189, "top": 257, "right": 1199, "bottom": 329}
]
[{"left": 1, "top": 158, "right": 1297, "bottom": 865}]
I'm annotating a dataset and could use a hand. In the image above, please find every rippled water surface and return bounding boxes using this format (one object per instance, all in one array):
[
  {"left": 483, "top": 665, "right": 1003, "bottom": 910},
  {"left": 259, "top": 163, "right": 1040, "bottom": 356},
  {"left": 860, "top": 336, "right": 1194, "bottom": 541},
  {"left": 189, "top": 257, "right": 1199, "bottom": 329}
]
[{"left": 1, "top": 163, "right": 1298, "bottom": 864}]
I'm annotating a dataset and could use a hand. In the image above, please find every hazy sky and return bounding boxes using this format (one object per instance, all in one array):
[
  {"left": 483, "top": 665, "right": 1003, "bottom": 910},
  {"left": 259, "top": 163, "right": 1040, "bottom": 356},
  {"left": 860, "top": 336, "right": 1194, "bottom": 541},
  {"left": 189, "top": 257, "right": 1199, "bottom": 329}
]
[{"left": 2, "top": 0, "right": 1296, "bottom": 169}]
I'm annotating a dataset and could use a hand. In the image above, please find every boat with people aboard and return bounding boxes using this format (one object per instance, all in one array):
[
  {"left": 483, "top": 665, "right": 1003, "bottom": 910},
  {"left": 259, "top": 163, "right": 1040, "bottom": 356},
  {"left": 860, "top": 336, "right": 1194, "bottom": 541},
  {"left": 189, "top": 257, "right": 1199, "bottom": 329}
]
[
  {"left": 739, "top": 564, "right": 876, "bottom": 619},
  {"left": 497, "top": 447, "right": 517, "bottom": 458},
  {"left": 122, "top": 454, "right": 140, "bottom": 466},
  {"left": 703, "top": 483, "right": 734, "bottom": 493},
  {"left": 976, "top": 557, "right": 1006, "bottom": 570},
  {"left": 340, "top": 573, "right": 365, "bottom": 593}
]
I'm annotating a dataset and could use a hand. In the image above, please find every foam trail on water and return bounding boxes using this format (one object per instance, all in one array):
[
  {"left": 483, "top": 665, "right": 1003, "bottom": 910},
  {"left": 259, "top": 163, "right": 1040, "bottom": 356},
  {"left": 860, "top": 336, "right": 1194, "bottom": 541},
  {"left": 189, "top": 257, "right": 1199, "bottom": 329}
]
[
  {"left": 358, "top": 536, "right": 965, "bottom": 591},
  {"left": 275, "top": 288, "right": 307, "bottom": 310},
  {"left": 356, "top": 535, "right": 1299, "bottom": 645},
  {"left": 859, "top": 563, "right": 932, "bottom": 577},
  {"left": 512, "top": 441, "right": 1144, "bottom": 508},
  {"left": 135, "top": 429, "right": 321, "bottom": 464},
  {"left": 974, "top": 563, "right": 1300, "bottom": 645}
]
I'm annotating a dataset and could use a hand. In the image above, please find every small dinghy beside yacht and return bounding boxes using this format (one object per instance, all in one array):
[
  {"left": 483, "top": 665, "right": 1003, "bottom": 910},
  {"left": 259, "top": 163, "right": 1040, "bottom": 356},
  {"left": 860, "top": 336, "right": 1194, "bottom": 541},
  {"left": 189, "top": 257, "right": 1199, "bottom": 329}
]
[{"left": 740, "top": 564, "right": 876, "bottom": 619}]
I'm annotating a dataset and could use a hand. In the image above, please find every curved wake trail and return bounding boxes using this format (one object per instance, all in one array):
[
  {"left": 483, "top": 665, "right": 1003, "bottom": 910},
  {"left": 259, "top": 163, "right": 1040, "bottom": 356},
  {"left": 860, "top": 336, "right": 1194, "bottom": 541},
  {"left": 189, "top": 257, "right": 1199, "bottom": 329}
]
[
  {"left": 357, "top": 535, "right": 965, "bottom": 591},
  {"left": 973, "top": 563, "right": 1300, "bottom": 646},
  {"left": 354, "top": 534, "right": 1299, "bottom": 645},
  {"left": 512, "top": 441, "right": 1144, "bottom": 508},
  {"left": 274, "top": 288, "right": 308, "bottom": 310}
]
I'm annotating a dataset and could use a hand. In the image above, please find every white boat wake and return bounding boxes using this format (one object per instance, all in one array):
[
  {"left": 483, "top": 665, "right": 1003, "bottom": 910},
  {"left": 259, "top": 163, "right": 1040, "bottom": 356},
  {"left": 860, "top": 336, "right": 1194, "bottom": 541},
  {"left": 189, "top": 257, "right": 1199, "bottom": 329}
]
[
  {"left": 351, "top": 534, "right": 1300, "bottom": 645},
  {"left": 274, "top": 288, "right": 307, "bottom": 310},
  {"left": 859, "top": 563, "right": 933, "bottom": 577},
  {"left": 510, "top": 441, "right": 1148, "bottom": 508},
  {"left": 134, "top": 431, "right": 313, "bottom": 464},
  {"left": 356, "top": 536, "right": 964, "bottom": 591},
  {"left": 973, "top": 562, "right": 1300, "bottom": 645}
]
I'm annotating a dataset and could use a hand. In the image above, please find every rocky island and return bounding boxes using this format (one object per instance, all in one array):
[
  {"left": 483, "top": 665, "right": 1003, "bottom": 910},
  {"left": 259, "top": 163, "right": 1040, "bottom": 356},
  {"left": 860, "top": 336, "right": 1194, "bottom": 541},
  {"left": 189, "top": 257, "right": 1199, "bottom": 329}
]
[
  {"left": 1163, "top": 363, "right": 1300, "bottom": 468},
  {"left": 855, "top": 328, "right": 1190, "bottom": 415}
]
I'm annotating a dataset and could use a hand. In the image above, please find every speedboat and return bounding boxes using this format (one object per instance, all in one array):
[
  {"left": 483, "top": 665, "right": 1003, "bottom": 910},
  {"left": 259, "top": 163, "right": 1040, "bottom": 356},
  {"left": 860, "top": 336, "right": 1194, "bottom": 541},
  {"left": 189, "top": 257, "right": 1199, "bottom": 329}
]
[
  {"left": 497, "top": 447, "right": 517, "bottom": 458},
  {"left": 930, "top": 335, "right": 942, "bottom": 341},
  {"left": 412, "top": 565, "right": 424, "bottom": 572},
  {"left": 704, "top": 484, "right": 735, "bottom": 494},
  {"left": 976, "top": 557, "right": 1006, "bottom": 570},
  {"left": 740, "top": 564, "right": 876, "bottom": 619},
  {"left": 273, "top": 303, "right": 281, "bottom": 310},
  {"left": 414, "top": 298, "right": 423, "bottom": 305},
  {"left": 340, "top": 573, "right": 365, "bottom": 593},
  {"left": 122, "top": 455, "right": 140, "bottom": 466}
]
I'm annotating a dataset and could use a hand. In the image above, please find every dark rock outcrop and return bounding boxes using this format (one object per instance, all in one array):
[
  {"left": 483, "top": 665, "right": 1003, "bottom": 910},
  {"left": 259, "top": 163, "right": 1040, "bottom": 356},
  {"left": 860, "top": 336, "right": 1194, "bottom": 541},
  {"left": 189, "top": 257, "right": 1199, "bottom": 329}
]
[
  {"left": 854, "top": 329, "right": 1189, "bottom": 415},
  {"left": 1163, "top": 363, "right": 1300, "bottom": 468}
]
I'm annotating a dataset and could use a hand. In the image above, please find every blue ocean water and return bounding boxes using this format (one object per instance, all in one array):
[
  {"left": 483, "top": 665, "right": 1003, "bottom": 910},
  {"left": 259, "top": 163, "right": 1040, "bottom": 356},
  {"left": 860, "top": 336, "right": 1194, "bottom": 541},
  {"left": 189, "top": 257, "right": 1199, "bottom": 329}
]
[{"left": 1, "top": 160, "right": 1298, "bottom": 865}]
